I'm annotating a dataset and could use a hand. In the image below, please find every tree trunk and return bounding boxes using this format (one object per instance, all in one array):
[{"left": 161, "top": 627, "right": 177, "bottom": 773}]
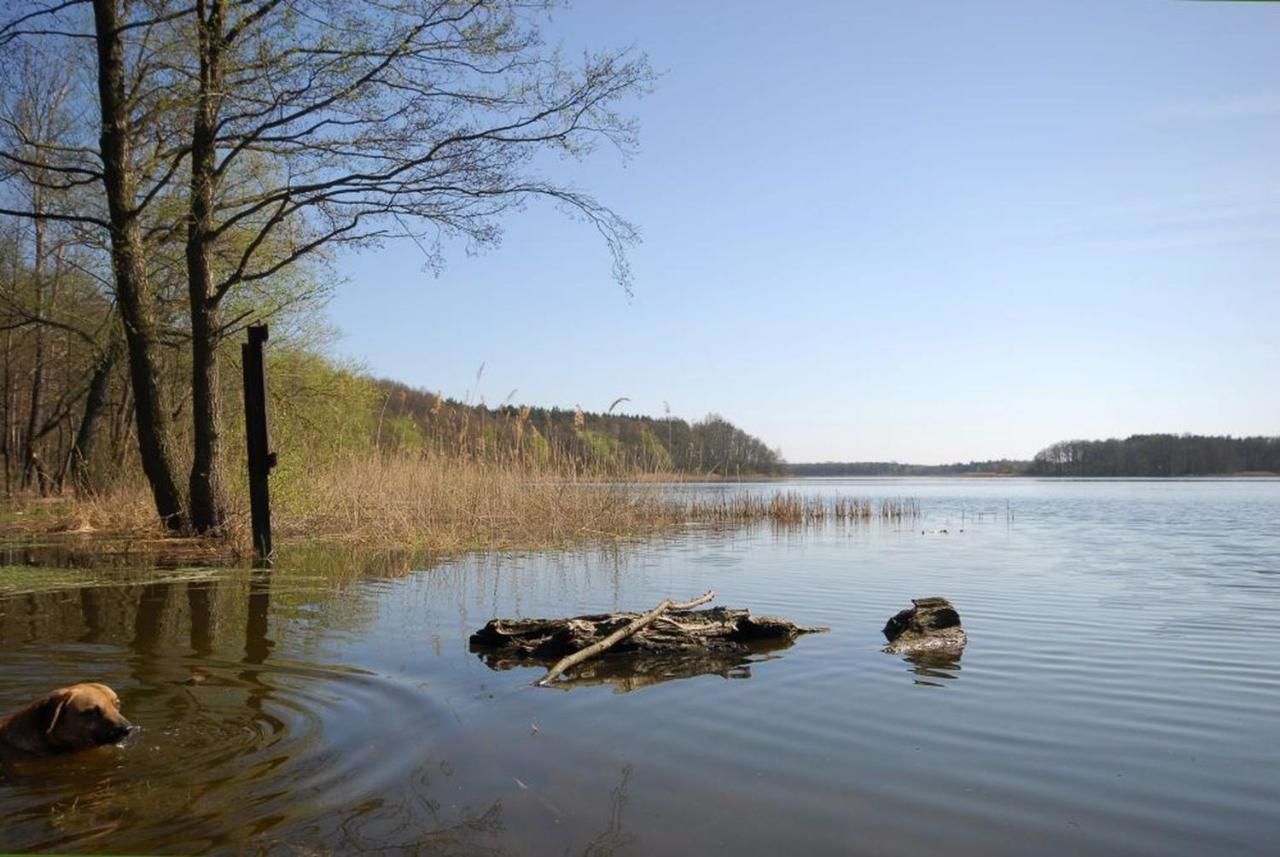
[
  {"left": 187, "top": 298, "right": 225, "bottom": 532},
  {"left": 92, "top": 0, "right": 186, "bottom": 531},
  {"left": 3, "top": 325, "right": 14, "bottom": 496},
  {"left": 65, "top": 335, "right": 123, "bottom": 493},
  {"left": 22, "top": 203, "right": 46, "bottom": 493},
  {"left": 186, "top": 0, "right": 229, "bottom": 534}
]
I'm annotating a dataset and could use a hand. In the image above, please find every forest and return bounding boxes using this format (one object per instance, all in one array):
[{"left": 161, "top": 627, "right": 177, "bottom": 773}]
[
  {"left": 1026, "top": 434, "right": 1280, "bottom": 477},
  {"left": 0, "top": 238, "right": 783, "bottom": 500},
  {"left": 372, "top": 379, "right": 783, "bottom": 477},
  {"left": 791, "top": 435, "right": 1280, "bottom": 478},
  {"left": 787, "top": 460, "right": 1029, "bottom": 477}
]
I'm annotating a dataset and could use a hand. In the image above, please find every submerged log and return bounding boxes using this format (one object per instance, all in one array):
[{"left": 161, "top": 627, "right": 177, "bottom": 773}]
[
  {"left": 536, "top": 591, "right": 717, "bottom": 685},
  {"left": 882, "top": 596, "right": 967, "bottom": 654},
  {"left": 470, "top": 597, "right": 828, "bottom": 688}
]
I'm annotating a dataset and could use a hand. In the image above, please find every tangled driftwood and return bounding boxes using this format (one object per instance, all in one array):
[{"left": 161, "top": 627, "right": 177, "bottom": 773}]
[{"left": 469, "top": 591, "right": 828, "bottom": 688}]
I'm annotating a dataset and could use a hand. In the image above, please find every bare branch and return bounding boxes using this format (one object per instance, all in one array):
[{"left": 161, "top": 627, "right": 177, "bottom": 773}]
[
  {"left": 0, "top": 206, "right": 109, "bottom": 227},
  {"left": 0, "top": 1, "right": 92, "bottom": 45}
]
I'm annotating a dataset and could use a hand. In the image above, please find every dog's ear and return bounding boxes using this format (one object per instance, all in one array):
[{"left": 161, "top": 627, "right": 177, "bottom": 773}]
[{"left": 38, "top": 689, "right": 72, "bottom": 738}]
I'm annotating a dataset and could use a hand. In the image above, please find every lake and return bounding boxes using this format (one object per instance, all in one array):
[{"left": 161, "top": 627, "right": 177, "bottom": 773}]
[{"left": 2, "top": 478, "right": 1278, "bottom": 855}]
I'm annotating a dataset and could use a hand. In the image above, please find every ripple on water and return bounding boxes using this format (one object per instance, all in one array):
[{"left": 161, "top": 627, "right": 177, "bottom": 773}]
[
  {"left": 2, "top": 479, "right": 1280, "bottom": 856},
  {"left": 1, "top": 647, "right": 452, "bottom": 853}
]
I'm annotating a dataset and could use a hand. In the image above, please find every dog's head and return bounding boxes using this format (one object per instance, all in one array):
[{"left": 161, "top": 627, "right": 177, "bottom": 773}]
[{"left": 37, "top": 683, "right": 133, "bottom": 752}]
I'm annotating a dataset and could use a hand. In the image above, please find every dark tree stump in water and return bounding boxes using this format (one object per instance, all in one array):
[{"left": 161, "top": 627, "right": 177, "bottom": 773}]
[
  {"left": 470, "top": 606, "right": 827, "bottom": 689},
  {"left": 882, "top": 596, "right": 967, "bottom": 654}
]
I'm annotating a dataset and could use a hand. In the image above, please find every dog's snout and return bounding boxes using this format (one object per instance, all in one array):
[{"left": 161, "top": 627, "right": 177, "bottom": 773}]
[{"left": 105, "top": 718, "right": 134, "bottom": 740}]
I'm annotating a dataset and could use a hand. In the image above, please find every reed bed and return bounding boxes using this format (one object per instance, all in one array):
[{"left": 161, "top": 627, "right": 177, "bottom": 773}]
[
  {"left": 274, "top": 452, "right": 685, "bottom": 551},
  {"left": 282, "top": 459, "right": 922, "bottom": 547},
  {"left": 681, "top": 491, "right": 921, "bottom": 525},
  {"left": 2, "top": 454, "right": 922, "bottom": 553}
]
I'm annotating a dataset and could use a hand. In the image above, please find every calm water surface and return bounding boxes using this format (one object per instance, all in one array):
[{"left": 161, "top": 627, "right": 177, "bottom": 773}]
[{"left": 2, "top": 478, "right": 1278, "bottom": 855}]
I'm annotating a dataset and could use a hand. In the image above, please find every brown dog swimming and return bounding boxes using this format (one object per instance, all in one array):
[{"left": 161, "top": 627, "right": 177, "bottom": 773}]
[{"left": 0, "top": 683, "right": 133, "bottom": 755}]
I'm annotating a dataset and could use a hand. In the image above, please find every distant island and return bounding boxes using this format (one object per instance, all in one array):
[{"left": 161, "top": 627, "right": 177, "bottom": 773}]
[{"left": 789, "top": 434, "right": 1280, "bottom": 478}]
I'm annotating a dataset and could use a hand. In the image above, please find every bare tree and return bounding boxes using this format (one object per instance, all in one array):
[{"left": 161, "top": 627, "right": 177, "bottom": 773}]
[
  {"left": 1, "top": 3, "right": 189, "bottom": 527},
  {"left": 175, "top": 0, "right": 652, "bottom": 531},
  {"left": 0, "top": 44, "right": 132, "bottom": 497},
  {"left": 2, "top": 0, "right": 651, "bottom": 533}
]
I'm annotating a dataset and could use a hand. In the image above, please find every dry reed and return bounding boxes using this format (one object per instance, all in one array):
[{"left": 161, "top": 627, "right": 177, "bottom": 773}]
[
  {"left": 277, "top": 458, "right": 922, "bottom": 548},
  {"left": 682, "top": 491, "right": 920, "bottom": 525},
  {"left": 273, "top": 452, "right": 684, "bottom": 551},
  {"left": 0, "top": 486, "right": 168, "bottom": 538},
  {"left": 2, "top": 454, "right": 922, "bottom": 553}
]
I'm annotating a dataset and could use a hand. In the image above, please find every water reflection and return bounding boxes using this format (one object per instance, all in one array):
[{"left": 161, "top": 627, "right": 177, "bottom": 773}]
[
  {"left": 0, "top": 540, "right": 235, "bottom": 572},
  {"left": 187, "top": 579, "right": 216, "bottom": 656},
  {"left": 474, "top": 638, "right": 798, "bottom": 693},
  {"left": 0, "top": 563, "right": 485, "bottom": 852},
  {"left": 0, "top": 545, "right": 742, "bottom": 850},
  {"left": 78, "top": 586, "right": 104, "bottom": 644},
  {"left": 901, "top": 648, "right": 963, "bottom": 687}
]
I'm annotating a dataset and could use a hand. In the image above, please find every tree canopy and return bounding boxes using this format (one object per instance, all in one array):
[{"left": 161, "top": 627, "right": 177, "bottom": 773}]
[{"left": 1, "top": 0, "right": 653, "bottom": 531}]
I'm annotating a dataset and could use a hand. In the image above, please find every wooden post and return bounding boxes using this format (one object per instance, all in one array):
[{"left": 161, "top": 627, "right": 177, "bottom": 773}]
[{"left": 242, "top": 325, "right": 276, "bottom": 562}]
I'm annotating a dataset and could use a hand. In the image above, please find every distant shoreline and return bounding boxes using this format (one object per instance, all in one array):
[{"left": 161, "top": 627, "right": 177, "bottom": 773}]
[
  {"left": 785, "top": 470, "right": 1279, "bottom": 479},
  {"left": 786, "top": 434, "right": 1280, "bottom": 479}
]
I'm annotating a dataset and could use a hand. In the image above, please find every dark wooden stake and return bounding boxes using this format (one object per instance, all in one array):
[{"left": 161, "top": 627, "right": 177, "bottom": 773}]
[{"left": 242, "top": 325, "right": 276, "bottom": 562}]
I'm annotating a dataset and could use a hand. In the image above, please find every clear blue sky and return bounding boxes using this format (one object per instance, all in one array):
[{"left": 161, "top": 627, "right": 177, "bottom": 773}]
[{"left": 329, "top": 0, "right": 1280, "bottom": 464}]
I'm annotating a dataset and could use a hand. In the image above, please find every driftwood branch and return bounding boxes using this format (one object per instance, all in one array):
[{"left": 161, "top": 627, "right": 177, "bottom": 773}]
[
  {"left": 470, "top": 598, "right": 828, "bottom": 691},
  {"left": 536, "top": 591, "right": 716, "bottom": 687}
]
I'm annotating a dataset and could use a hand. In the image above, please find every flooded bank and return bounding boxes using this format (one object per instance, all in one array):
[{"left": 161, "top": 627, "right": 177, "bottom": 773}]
[{"left": 2, "top": 479, "right": 1279, "bottom": 855}]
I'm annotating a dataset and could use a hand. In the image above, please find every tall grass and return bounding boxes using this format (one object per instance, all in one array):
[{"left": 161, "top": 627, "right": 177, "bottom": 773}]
[
  {"left": 2, "top": 452, "right": 922, "bottom": 553},
  {"left": 275, "top": 452, "right": 684, "bottom": 551},
  {"left": 269, "top": 457, "right": 924, "bottom": 548},
  {"left": 682, "top": 491, "right": 920, "bottom": 525}
]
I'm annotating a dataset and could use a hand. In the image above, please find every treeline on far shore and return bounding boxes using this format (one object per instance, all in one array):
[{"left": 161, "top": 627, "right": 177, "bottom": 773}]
[
  {"left": 0, "top": 315, "right": 784, "bottom": 502},
  {"left": 787, "top": 460, "right": 1028, "bottom": 477},
  {"left": 1027, "top": 434, "right": 1280, "bottom": 477},
  {"left": 790, "top": 434, "right": 1280, "bottom": 478}
]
